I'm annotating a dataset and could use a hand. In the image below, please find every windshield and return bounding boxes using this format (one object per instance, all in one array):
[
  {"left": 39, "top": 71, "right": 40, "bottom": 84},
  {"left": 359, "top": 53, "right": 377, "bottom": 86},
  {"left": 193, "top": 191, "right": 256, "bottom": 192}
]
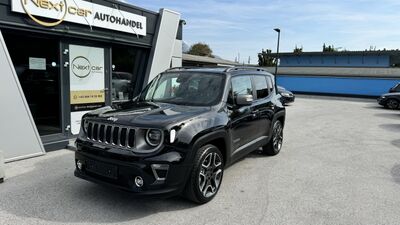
[{"left": 139, "top": 72, "right": 226, "bottom": 106}]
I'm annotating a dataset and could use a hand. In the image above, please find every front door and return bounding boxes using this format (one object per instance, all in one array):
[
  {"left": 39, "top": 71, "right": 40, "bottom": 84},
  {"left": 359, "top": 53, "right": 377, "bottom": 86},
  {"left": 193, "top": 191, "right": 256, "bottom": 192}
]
[
  {"left": 229, "top": 75, "right": 260, "bottom": 156},
  {"left": 66, "top": 44, "right": 110, "bottom": 135}
]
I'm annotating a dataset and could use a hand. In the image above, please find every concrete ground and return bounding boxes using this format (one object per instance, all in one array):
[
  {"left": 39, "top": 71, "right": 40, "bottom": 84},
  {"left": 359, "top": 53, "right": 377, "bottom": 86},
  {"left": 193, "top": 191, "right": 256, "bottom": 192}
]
[{"left": 1, "top": 96, "right": 400, "bottom": 225}]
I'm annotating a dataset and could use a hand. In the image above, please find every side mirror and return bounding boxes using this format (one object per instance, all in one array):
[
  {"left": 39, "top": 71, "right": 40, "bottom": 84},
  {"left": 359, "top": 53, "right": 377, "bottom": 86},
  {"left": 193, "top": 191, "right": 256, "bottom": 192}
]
[{"left": 236, "top": 94, "right": 253, "bottom": 106}]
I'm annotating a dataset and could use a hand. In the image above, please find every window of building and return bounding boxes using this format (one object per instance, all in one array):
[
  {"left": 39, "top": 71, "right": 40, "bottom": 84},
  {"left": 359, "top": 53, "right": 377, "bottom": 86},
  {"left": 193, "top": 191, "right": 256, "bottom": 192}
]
[
  {"left": 111, "top": 45, "right": 149, "bottom": 103},
  {"left": 3, "top": 31, "right": 61, "bottom": 136},
  {"left": 112, "top": 46, "right": 135, "bottom": 102}
]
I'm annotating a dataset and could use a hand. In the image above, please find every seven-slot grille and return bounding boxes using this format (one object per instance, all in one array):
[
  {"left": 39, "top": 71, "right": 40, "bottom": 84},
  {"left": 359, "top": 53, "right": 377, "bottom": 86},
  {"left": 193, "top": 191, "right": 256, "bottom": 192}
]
[{"left": 86, "top": 121, "right": 135, "bottom": 148}]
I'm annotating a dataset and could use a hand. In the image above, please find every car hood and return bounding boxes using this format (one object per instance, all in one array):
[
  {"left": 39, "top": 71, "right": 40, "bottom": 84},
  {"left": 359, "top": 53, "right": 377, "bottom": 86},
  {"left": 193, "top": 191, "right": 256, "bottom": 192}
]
[
  {"left": 280, "top": 89, "right": 293, "bottom": 95},
  {"left": 381, "top": 92, "right": 400, "bottom": 97},
  {"left": 84, "top": 102, "right": 212, "bottom": 128}
]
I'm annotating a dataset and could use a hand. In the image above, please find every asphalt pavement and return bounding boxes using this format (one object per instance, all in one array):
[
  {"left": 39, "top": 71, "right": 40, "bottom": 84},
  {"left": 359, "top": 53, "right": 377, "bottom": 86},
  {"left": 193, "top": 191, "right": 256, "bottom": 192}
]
[{"left": 1, "top": 96, "right": 400, "bottom": 225}]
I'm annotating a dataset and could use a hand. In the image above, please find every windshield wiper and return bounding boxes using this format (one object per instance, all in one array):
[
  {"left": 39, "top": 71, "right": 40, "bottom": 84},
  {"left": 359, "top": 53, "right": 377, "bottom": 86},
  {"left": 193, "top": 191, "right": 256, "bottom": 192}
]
[{"left": 144, "top": 101, "right": 161, "bottom": 107}]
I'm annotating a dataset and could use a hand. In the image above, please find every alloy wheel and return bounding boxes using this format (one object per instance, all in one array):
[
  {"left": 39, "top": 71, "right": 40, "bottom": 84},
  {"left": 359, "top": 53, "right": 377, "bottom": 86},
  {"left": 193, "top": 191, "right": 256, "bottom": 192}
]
[
  {"left": 198, "top": 152, "right": 223, "bottom": 198},
  {"left": 387, "top": 99, "right": 399, "bottom": 109},
  {"left": 273, "top": 122, "right": 283, "bottom": 151}
]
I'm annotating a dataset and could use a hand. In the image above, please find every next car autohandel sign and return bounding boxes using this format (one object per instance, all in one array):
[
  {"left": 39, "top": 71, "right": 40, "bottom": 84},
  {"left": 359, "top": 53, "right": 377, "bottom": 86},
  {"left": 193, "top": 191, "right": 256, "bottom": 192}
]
[{"left": 11, "top": 0, "right": 146, "bottom": 36}]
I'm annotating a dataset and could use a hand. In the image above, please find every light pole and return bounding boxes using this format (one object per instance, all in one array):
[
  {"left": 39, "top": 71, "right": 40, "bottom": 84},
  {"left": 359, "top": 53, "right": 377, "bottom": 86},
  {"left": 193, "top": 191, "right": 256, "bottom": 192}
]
[
  {"left": 273, "top": 28, "right": 281, "bottom": 76},
  {"left": 273, "top": 28, "right": 280, "bottom": 93}
]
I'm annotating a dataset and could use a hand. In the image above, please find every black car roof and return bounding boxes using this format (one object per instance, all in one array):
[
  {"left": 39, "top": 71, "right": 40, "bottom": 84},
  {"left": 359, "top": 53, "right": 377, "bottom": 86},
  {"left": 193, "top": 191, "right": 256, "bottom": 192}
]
[
  {"left": 164, "top": 67, "right": 273, "bottom": 76},
  {"left": 167, "top": 67, "right": 228, "bottom": 73}
]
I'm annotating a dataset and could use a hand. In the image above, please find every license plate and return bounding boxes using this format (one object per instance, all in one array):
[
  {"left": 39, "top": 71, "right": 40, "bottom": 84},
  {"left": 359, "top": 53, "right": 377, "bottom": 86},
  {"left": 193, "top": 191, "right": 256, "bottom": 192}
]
[{"left": 86, "top": 159, "right": 118, "bottom": 179}]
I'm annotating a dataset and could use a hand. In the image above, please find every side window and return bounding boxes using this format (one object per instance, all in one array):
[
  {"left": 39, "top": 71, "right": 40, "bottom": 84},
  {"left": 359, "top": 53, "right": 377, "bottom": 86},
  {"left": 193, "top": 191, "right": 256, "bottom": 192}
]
[
  {"left": 231, "top": 76, "right": 253, "bottom": 98},
  {"left": 395, "top": 84, "right": 400, "bottom": 91},
  {"left": 253, "top": 76, "right": 269, "bottom": 99},
  {"left": 266, "top": 76, "right": 274, "bottom": 93}
]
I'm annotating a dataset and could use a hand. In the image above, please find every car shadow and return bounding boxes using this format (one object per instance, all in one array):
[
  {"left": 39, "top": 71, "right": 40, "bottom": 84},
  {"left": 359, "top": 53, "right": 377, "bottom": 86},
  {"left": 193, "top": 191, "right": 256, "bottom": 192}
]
[
  {"left": 246, "top": 149, "right": 266, "bottom": 158},
  {"left": 379, "top": 124, "right": 400, "bottom": 132},
  {"left": 0, "top": 153, "right": 196, "bottom": 224},
  {"left": 222, "top": 148, "right": 270, "bottom": 171},
  {"left": 363, "top": 102, "right": 400, "bottom": 111},
  {"left": 392, "top": 139, "right": 400, "bottom": 149},
  {"left": 231, "top": 148, "right": 271, "bottom": 162},
  {"left": 391, "top": 164, "right": 400, "bottom": 185},
  {"left": 374, "top": 113, "right": 400, "bottom": 120},
  {"left": 363, "top": 103, "right": 384, "bottom": 110}
]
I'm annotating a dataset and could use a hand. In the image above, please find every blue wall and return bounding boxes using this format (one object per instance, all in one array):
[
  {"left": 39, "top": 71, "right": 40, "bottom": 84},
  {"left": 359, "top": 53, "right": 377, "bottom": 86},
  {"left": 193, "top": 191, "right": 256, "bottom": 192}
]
[
  {"left": 280, "top": 55, "right": 390, "bottom": 68},
  {"left": 277, "top": 75, "right": 400, "bottom": 96}
]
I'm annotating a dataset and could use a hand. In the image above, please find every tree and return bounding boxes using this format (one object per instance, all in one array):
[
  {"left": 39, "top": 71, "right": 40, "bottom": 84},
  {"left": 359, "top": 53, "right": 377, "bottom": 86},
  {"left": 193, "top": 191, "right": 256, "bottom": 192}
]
[
  {"left": 258, "top": 49, "right": 276, "bottom": 67},
  {"left": 293, "top": 45, "right": 303, "bottom": 53},
  {"left": 187, "top": 43, "right": 214, "bottom": 57},
  {"left": 323, "top": 43, "right": 336, "bottom": 52}
]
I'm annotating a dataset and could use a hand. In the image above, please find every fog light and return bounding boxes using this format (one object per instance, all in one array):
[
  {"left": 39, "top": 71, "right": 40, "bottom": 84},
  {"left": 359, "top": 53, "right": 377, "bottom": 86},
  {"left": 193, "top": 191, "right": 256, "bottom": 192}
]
[
  {"left": 76, "top": 160, "right": 83, "bottom": 170},
  {"left": 151, "top": 164, "right": 169, "bottom": 181},
  {"left": 134, "top": 176, "right": 144, "bottom": 187}
]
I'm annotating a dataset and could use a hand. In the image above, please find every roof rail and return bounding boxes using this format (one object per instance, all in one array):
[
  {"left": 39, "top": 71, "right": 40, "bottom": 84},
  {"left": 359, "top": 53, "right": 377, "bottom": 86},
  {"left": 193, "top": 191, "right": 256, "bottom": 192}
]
[
  {"left": 165, "top": 66, "right": 232, "bottom": 72},
  {"left": 165, "top": 67, "right": 197, "bottom": 72},
  {"left": 224, "top": 66, "right": 267, "bottom": 73}
]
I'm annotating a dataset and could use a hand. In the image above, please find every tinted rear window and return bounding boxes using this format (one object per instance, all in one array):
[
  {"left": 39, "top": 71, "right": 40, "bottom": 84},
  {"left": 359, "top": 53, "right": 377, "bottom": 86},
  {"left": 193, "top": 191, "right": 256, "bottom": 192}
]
[{"left": 253, "top": 76, "right": 269, "bottom": 99}]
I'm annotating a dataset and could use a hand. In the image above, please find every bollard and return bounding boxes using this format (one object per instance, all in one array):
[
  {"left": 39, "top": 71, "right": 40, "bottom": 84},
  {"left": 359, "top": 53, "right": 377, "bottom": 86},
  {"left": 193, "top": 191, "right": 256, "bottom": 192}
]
[{"left": 0, "top": 150, "right": 4, "bottom": 183}]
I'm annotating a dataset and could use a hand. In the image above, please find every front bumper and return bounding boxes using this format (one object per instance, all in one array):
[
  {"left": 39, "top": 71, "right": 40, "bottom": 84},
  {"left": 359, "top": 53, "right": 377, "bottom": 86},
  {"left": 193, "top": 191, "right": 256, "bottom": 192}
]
[
  {"left": 377, "top": 97, "right": 386, "bottom": 106},
  {"left": 74, "top": 142, "right": 192, "bottom": 197},
  {"left": 281, "top": 95, "right": 295, "bottom": 104}
]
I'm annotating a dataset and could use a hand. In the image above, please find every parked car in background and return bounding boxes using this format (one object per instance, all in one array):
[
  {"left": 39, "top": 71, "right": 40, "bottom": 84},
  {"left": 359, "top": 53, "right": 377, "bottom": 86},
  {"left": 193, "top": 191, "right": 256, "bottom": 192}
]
[
  {"left": 278, "top": 86, "right": 295, "bottom": 104},
  {"left": 74, "top": 67, "right": 286, "bottom": 204},
  {"left": 377, "top": 92, "right": 400, "bottom": 109},
  {"left": 389, "top": 83, "right": 400, "bottom": 93}
]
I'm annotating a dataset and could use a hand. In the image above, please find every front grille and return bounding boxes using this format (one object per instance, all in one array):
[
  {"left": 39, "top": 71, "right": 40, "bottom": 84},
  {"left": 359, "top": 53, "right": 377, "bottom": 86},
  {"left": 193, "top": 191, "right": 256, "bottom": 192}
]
[{"left": 86, "top": 121, "right": 135, "bottom": 148}]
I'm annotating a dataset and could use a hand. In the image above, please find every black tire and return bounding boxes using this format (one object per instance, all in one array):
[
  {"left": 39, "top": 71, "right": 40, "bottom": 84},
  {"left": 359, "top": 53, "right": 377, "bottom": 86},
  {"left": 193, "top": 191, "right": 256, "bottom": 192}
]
[
  {"left": 184, "top": 144, "right": 224, "bottom": 204},
  {"left": 262, "top": 120, "right": 283, "bottom": 156},
  {"left": 386, "top": 99, "right": 399, "bottom": 109}
]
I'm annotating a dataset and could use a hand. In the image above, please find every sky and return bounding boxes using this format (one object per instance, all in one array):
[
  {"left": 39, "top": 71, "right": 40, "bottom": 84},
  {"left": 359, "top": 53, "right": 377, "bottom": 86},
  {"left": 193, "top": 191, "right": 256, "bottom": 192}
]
[{"left": 129, "top": 0, "right": 400, "bottom": 64}]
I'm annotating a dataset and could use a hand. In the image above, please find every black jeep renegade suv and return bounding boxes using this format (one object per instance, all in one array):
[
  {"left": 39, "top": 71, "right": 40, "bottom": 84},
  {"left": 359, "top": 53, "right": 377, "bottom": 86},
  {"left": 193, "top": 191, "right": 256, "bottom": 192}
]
[{"left": 75, "top": 67, "right": 286, "bottom": 204}]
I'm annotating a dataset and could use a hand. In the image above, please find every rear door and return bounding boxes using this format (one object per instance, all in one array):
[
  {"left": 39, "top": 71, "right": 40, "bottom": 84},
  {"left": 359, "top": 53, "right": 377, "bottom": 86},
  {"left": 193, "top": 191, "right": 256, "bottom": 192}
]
[{"left": 251, "top": 75, "right": 274, "bottom": 138}]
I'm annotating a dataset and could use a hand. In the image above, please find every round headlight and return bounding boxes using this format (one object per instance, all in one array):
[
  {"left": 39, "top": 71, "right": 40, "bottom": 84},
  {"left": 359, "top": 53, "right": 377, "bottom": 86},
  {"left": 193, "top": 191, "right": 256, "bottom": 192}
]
[
  {"left": 83, "top": 119, "right": 89, "bottom": 133},
  {"left": 145, "top": 129, "right": 163, "bottom": 147}
]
